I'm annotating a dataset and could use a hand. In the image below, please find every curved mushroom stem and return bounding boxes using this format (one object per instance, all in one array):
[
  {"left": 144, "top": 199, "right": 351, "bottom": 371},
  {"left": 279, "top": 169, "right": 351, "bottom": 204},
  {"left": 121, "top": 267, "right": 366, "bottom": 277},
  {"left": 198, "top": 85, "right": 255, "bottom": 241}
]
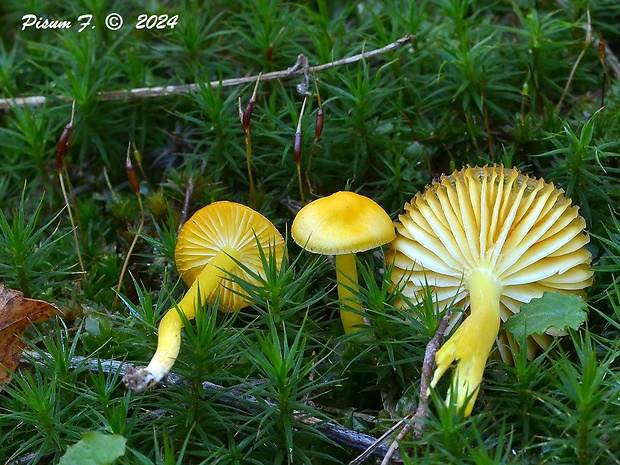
[
  {"left": 430, "top": 268, "right": 502, "bottom": 417},
  {"left": 123, "top": 246, "right": 240, "bottom": 393},
  {"left": 335, "top": 253, "right": 365, "bottom": 333}
]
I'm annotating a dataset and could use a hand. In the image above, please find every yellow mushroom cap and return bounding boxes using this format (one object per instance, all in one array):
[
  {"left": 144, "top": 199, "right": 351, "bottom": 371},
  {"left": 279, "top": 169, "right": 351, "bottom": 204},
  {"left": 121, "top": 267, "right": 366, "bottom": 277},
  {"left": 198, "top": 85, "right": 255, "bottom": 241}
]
[
  {"left": 175, "top": 201, "right": 285, "bottom": 311},
  {"left": 387, "top": 165, "right": 594, "bottom": 360},
  {"left": 291, "top": 191, "right": 396, "bottom": 255}
]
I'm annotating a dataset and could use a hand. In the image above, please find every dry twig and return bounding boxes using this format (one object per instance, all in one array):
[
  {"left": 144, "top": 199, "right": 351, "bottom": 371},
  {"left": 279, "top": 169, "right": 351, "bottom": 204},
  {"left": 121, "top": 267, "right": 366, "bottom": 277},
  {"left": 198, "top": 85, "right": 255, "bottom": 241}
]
[
  {"left": 20, "top": 349, "right": 395, "bottom": 460},
  {"left": 350, "top": 311, "right": 452, "bottom": 465},
  {"left": 0, "top": 35, "right": 414, "bottom": 111},
  {"left": 380, "top": 312, "right": 452, "bottom": 464}
]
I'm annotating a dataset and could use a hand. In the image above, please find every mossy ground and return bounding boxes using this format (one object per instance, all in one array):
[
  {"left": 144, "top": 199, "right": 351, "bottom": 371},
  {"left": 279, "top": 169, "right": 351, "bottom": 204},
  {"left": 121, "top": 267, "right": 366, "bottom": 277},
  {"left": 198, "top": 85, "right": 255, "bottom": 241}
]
[{"left": 1, "top": 1, "right": 620, "bottom": 463}]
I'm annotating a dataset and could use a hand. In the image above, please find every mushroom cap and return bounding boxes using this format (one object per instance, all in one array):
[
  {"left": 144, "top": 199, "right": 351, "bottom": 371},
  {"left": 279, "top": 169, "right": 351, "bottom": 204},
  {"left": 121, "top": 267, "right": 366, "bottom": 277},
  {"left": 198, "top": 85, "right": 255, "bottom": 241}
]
[
  {"left": 291, "top": 191, "right": 396, "bottom": 255},
  {"left": 387, "top": 165, "right": 594, "bottom": 360},
  {"left": 175, "top": 201, "right": 286, "bottom": 311}
]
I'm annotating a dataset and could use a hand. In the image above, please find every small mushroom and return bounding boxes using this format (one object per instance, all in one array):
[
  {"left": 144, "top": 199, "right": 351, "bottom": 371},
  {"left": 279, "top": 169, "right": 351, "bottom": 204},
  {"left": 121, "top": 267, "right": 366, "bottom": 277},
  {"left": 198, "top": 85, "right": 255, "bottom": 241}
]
[
  {"left": 291, "top": 191, "right": 395, "bottom": 333},
  {"left": 123, "top": 201, "right": 285, "bottom": 393},
  {"left": 387, "top": 165, "right": 593, "bottom": 416}
]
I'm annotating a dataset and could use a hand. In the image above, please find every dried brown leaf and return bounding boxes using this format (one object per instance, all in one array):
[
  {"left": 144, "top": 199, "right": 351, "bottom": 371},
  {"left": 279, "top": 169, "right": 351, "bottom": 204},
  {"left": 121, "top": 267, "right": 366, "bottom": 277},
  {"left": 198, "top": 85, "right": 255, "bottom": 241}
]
[{"left": 0, "top": 284, "right": 59, "bottom": 386}]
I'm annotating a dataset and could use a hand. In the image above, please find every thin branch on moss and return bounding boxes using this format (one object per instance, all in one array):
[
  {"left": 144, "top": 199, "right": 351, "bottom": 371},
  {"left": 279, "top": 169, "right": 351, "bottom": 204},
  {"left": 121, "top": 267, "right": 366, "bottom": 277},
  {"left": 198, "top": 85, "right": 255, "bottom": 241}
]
[
  {"left": 412, "top": 311, "right": 453, "bottom": 436},
  {"left": 349, "top": 416, "right": 409, "bottom": 465},
  {"left": 350, "top": 311, "right": 452, "bottom": 465},
  {"left": 20, "top": 349, "right": 395, "bottom": 460},
  {"left": 380, "top": 312, "right": 452, "bottom": 465},
  {"left": 0, "top": 35, "right": 414, "bottom": 111}
]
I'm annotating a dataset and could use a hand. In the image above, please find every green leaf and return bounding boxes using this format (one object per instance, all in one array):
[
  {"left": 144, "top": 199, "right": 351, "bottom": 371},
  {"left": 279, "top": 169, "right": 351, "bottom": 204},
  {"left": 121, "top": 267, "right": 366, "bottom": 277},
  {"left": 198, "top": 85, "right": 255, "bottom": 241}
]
[
  {"left": 505, "top": 292, "right": 588, "bottom": 342},
  {"left": 59, "top": 432, "right": 126, "bottom": 465}
]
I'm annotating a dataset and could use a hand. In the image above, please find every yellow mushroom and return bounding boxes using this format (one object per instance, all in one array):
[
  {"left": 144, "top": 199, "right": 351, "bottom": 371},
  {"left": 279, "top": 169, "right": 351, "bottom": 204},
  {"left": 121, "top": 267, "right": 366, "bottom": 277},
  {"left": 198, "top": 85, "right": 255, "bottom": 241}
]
[
  {"left": 123, "top": 201, "right": 285, "bottom": 393},
  {"left": 291, "top": 191, "right": 395, "bottom": 333},
  {"left": 387, "top": 165, "right": 593, "bottom": 416}
]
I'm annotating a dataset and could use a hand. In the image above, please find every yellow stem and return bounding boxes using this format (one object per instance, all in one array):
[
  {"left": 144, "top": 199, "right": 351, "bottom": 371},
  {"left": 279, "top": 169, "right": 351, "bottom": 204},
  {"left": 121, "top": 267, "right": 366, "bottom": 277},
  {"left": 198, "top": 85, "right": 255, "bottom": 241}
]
[
  {"left": 144, "top": 246, "right": 240, "bottom": 381},
  {"left": 431, "top": 268, "right": 502, "bottom": 417},
  {"left": 335, "top": 253, "right": 365, "bottom": 333}
]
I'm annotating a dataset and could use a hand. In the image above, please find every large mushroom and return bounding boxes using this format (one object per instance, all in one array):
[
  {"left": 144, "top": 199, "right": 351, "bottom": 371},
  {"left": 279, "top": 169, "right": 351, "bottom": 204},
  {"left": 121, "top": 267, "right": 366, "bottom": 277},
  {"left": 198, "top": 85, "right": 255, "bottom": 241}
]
[
  {"left": 387, "top": 165, "right": 593, "bottom": 416},
  {"left": 123, "top": 201, "right": 285, "bottom": 393},
  {"left": 291, "top": 191, "right": 395, "bottom": 333}
]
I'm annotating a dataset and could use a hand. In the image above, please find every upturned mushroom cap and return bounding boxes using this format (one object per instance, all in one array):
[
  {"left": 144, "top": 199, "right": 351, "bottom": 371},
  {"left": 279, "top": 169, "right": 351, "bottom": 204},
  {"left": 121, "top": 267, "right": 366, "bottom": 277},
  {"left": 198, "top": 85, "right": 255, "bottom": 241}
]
[
  {"left": 291, "top": 191, "right": 396, "bottom": 254},
  {"left": 175, "top": 201, "right": 286, "bottom": 311},
  {"left": 388, "top": 165, "right": 594, "bottom": 359},
  {"left": 122, "top": 201, "right": 286, "bottom": 393}
]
